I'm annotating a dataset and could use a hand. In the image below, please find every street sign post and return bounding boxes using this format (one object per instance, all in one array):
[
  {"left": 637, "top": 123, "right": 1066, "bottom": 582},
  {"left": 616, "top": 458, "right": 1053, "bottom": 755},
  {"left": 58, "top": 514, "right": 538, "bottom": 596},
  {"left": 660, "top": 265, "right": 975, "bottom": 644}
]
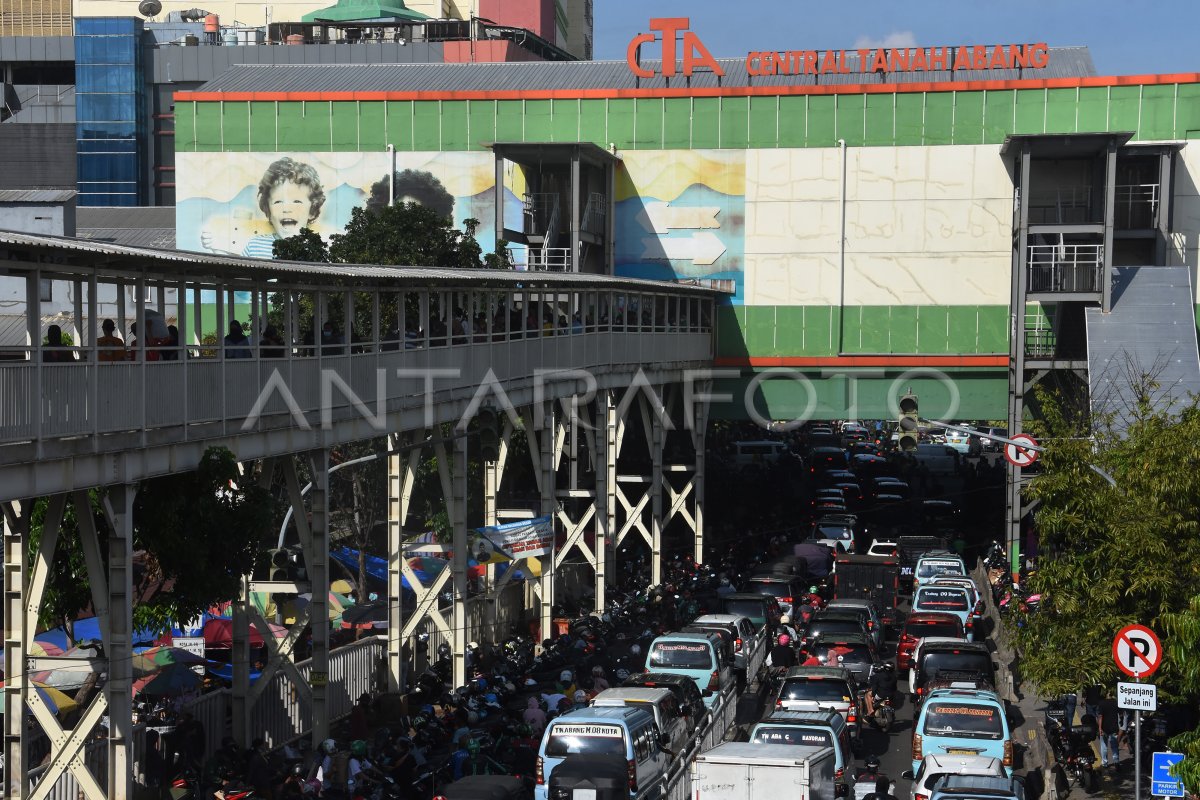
[
  {"left": 1115, "top": 624, "right": 1163, "bottom": 800},
  {"left": 172, "top": 636, "right": 206, "bottom": 677},
  {"left": 1113, "top": 624, "right": 1162, "bottom": 678},
  {"left": 1003, "top": 434, "right": 1040, "bottom": 468},
  {"left": 1151, "top": 752, "right": 1185, "bottom": 798},
  {"left": 1118, "top": 682, "right": 1157, "bottom": 711}
]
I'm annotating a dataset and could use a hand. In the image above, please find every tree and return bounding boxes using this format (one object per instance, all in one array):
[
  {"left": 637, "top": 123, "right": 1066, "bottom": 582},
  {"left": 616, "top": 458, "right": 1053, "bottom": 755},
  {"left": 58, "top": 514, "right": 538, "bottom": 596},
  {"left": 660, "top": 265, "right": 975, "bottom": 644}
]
[
  {"left": 1011, "top": 379, "right": 1200, "bottom": 789},
  {"left": 329, "top": 439, "right": 387, "bottom": 604}
]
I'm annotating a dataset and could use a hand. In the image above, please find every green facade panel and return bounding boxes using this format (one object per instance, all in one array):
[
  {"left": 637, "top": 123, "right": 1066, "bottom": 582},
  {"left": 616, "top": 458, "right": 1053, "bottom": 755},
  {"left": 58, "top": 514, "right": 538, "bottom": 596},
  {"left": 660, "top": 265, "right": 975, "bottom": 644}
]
[
  {"left": 917, "top": 306, "right": 950, "bottom": 353},
  {"left": 579, "top": 100, "right": 607, "bottom": 146},
  {"left": 691, "top": 98, "right": 720, "bottom": 148},
  {"left": 1140, "top": 85, "right": 1176, "bottom": 140},
  {"left": 836, "top": 93, "right": 866, "bottom": 147},
  {"left": 865, "top": 93, "right": 895, "bottom": 146},
  {"left": 439, "top": 101, "right": 468, "bottom": 150},
  {"left": 1177, "top": 84, "right": 1200, "bottom": 137},
  {"left": 175, "top": 102, "right": 196, "bottom": 152},
  {"left": 467, "top": 100, "right": 495, "bottom": 149},
  {"left": 807, "top": 95, "right": 836, "bottom": 147},
  {"left": 1076, "top": 87, "right": 1108, "bottom": 131},
  {"left": 983, "top": 90, "right": 1014, "bottom": 143},
  {"left": 386, "top": 101, "right": 414, "bottom": 149},
  {"left": 495, "top": 100, "right": 523, "bottom": 142},
  {"left": 923, "top": 92, "right": 953, "bottom": 145},
  {"left": 777, "top": 95, "right": 806, "bottom": 148},
  {"left": 192, "top": 102, "right": 221, "bottom": 152},
  {"left": 952, "top": 92, "right": 984, "bottom": 144},
  {"left": 221, "top": 102, "right": 249, "bottom": 151},
  {"left": 719, "top": 96, "right": 749, "bottom": 149},
  {"left": 550, "top": 99, "right": 579, "bottom": 143},
  {"left": 359, "top": 101, "right": 386, "bottom": 151},
  {"left": 888, "top": 306, "right": 919, "bottom": 351},
  {"left": 1108, "top": 86, "right": 1140, "bottom": 133},
  {"left": 663, "top": 98, "right": 691, "bottom": 148},
  {"left": 634, "top": 98, "right": 664, "bottom": 148},
  {"left": 331, "top": 102, "right": 358, "bottom": 151},
  {"left": 607, "top": 99, "right": 635, "bottom": 149},
  {"left": 748, "top": 96, "right": 778, "bottom": 148},
  {"left": 411, "top": 102, "right": 441, "bottom": 149},
  {"left": 248, "top": 102, "right": 276, "bottom": 149},
  {"left": 275, "top": 101, "right": 330, "bottom": 150},
  {"left": 894, "top": 93, "right": 923, "bottom": 142},
  {"left": 1045, "top": 88, "right": 1077, "bottom": 133},
  {"left": 1013, "top": 90, "right": 1045, "bottom": 134}
]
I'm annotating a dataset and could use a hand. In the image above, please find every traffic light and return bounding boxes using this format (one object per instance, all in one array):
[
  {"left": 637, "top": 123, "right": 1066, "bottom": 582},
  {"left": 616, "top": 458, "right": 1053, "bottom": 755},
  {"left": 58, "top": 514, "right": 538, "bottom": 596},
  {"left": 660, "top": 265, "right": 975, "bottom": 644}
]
[
  {"left": 478, "top": 407, "right": 500, "bottom": 462},
  {"left": 268, "top": 548, "right": 291, "bottom": 581},
  {"left": 898, "top": 393, "right": 919, "bottom": 452}
]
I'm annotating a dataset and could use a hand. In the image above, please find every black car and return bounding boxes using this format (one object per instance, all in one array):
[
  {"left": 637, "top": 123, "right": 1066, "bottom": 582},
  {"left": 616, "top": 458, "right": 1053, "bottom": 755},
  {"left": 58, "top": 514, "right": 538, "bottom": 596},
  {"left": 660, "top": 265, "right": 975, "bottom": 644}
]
[
  {"left": 808, "top": 447, "right": 849, "bottom": 473},
  {"left": 910, "top": 640, "right": 997, "bottom": 704},
  {"left": 799, "top": 611, "right": 870, "bottom": 650}
]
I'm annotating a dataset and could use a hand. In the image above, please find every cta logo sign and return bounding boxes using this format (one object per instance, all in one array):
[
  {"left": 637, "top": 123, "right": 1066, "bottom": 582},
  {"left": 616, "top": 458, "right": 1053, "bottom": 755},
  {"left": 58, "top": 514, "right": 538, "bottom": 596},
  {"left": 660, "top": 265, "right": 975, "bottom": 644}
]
[{"left": 626, "top": 18, "right": 724, "bottom": 79}]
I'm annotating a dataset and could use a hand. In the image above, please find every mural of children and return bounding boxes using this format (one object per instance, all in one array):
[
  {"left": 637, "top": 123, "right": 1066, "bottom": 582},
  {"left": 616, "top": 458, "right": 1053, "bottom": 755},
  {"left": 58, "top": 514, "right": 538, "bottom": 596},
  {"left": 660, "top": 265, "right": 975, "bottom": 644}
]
[
  {"left": 367, "top": 168, "right": 454, "bottom": 219},
  {"left": 202, "top": 157, "right": 326, "bottom": 258}
]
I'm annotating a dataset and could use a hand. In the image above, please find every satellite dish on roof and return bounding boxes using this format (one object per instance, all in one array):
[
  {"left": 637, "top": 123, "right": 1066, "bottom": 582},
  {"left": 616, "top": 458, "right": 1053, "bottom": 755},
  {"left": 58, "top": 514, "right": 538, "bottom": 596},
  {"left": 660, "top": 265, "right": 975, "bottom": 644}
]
[{"left": 138, "top": 0, "right": 162, "bottom": 16}]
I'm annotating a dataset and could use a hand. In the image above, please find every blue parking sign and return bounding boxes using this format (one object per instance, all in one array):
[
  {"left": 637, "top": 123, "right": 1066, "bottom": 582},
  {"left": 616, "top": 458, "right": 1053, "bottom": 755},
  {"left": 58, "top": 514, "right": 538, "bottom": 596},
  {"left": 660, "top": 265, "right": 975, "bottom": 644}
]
[{"left": 1152, "top": 752, "right": 1185, "bottom": 797}]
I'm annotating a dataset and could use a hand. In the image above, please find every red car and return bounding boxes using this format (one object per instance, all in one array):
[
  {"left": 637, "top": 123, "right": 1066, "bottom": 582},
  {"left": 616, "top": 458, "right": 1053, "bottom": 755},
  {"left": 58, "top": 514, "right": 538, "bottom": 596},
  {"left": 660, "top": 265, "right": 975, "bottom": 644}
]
[{"left": 896, "top": 612, "right": 965, "bottom": 671}]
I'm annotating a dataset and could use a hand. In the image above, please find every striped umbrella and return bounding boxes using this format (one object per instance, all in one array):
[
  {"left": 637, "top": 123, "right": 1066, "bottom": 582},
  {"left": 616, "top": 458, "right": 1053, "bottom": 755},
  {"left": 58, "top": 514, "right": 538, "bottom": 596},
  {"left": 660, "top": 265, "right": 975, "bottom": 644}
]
[{"left": 0, "top": 681, "right": 80, "bottom": 717}]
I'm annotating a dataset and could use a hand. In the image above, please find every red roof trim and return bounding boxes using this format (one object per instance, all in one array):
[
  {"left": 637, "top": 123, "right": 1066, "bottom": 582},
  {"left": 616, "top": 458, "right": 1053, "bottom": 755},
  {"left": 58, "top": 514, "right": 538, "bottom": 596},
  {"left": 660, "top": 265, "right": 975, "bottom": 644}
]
[
  {"left": 713, "top": 355, "right": 1009, "bottom": 368},
  {"left": 174, "top": 72, "right": 1200, "bottom": 103}
]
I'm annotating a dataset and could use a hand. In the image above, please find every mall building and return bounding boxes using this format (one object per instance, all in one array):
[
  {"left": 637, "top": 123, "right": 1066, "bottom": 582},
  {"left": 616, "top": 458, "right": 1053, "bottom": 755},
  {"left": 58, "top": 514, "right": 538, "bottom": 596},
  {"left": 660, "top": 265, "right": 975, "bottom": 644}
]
[{"left": 171, "top": 23, "right": 1200, "bottom": 427}]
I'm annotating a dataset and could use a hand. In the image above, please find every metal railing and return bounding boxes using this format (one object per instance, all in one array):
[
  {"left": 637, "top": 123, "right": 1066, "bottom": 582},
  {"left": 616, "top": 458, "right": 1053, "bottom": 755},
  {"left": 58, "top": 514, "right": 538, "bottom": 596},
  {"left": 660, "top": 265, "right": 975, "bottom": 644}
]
[
  {"left": 524, "top": 246, "right": 573, "bottom": 272},
  {"left": 1024, "top": 312, "right": 1056, "bottom": 358},
  {"left": 582, "top": 192, "right": 607, "bottom": 237},
  {"left": 1115, "top": 183, "right": 1160, "bottom": 229},
  {"left": 1027, "top": 243, "right": 1103, "bottom": 293},
  {"left": 1028, "top": 185, "right": 1094, "bottom": 225},
  {"left": 663, "top": 681, "right": 739, "bottom": 800}
]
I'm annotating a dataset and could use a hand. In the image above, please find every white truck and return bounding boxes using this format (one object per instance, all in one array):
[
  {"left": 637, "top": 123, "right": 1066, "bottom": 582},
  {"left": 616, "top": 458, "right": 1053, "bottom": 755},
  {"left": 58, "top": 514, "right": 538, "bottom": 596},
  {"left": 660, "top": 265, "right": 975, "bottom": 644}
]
[{"left": 690, "top": 742, "right": 837, "bottom": 800}]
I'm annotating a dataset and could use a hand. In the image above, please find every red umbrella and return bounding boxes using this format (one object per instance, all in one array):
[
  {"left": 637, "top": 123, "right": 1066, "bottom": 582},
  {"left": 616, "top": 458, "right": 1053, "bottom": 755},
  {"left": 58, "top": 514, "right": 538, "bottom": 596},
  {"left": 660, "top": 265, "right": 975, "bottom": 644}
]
[{"left": 201, "top": 619, "right": 263, "bottom": 648}]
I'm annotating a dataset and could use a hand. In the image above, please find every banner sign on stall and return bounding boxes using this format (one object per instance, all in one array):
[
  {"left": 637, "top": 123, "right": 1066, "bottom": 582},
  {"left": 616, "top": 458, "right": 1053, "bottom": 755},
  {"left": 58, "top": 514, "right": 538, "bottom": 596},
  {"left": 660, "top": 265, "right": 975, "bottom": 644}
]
[
  {"left": 469, "top": 515, "right": 554, "bottom": 563},
  {"left": 173, "top": 636, "right": 206, "bottom": 676}
]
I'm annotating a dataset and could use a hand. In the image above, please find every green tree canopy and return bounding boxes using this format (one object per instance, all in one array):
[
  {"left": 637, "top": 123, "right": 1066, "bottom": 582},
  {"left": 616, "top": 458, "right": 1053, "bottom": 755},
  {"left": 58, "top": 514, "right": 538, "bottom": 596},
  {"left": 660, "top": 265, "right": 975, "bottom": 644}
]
[{"left": 1012, "top": 383, "right": 1200, "bottom": 792}]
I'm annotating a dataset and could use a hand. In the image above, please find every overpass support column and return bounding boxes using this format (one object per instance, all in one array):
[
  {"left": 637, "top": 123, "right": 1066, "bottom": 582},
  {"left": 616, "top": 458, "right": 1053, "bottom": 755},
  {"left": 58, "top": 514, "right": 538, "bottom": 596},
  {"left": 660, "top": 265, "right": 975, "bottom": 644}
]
[
  {"left": 593, "top": 391, "right": 618, "bottom": 610},
  {"left": 526, "top": 402, "right": 557, "bottom": 644},
  {"left": 307, "top": 449, "right": 331, "bottom": 747},
  {"left": 434, "top": 437, "right": 470, "bottom": 688},
  {"left": 3, "top": 501, "right": 29, "bottom": 800},
  {"left": 690, "top": 383, "right": 709, "bottom": 565},
  {"left": 103, "top": 486, "right": 135, "bottom": 800}
]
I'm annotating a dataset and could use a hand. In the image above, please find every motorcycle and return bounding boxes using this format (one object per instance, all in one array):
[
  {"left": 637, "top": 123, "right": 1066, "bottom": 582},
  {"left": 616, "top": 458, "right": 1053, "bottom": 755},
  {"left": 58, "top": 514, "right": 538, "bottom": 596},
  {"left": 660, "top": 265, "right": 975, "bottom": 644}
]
[
  {"left": 852, "top": 755, "right": 894, "bottom": 800},
  {"left": 868, "top": 692, "right": 895, "bottom": 733},
  {"left": 1046, "top": 715, "right": 1098, "bottom": 793}
]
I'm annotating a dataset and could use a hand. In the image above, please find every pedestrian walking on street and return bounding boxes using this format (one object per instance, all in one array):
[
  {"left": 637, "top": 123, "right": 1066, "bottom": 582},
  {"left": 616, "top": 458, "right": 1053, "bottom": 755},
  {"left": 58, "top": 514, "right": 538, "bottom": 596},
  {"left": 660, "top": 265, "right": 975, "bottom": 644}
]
[{"left": 1098, "top": 692, "right": 1121, "bottom": 768}]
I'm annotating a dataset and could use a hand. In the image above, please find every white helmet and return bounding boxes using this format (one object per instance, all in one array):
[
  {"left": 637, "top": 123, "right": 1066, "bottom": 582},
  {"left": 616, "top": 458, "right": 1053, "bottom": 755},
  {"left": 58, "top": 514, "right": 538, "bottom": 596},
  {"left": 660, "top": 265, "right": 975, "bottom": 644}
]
[
  {"left": 779, "top": 615, "right": 791, "bottom": 625},
  {"left": 322, "top": 738, "right": 337, "bottom": 755},
  {"left": 560, "top": 669, "right": 573, "bottom": 683}
]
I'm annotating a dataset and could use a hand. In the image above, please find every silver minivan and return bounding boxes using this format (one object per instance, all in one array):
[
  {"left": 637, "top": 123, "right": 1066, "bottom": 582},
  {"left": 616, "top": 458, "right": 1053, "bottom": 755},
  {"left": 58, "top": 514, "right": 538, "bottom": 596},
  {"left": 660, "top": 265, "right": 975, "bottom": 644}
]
[{"left": 591, "top": 686, "right": 692, "bottom": 756}]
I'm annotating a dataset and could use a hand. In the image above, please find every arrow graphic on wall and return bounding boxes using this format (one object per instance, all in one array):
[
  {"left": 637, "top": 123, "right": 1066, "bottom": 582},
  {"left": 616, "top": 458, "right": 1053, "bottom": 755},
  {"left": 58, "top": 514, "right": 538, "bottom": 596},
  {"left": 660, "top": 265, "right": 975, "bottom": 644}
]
[
  {"left": 641, "top": 232, "right": 727, "bottom": 266},
  {"left": 635, "top": 202, "right": 721, "bottom": 234}
]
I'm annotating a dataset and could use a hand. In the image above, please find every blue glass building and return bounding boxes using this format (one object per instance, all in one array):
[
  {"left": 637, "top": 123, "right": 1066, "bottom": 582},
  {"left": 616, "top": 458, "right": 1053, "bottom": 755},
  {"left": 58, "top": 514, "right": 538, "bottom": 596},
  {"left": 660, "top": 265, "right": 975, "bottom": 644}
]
[{"left": 75, "top": 17, "right": 144, "bottom": 206}]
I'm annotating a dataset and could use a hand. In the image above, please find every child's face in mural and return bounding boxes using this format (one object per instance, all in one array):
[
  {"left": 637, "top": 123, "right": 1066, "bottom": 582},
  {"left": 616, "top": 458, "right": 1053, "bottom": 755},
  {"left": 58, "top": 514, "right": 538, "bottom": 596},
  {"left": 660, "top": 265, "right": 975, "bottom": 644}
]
[{"left": 267, "top": 180, "right": 316, "bottom": 238}]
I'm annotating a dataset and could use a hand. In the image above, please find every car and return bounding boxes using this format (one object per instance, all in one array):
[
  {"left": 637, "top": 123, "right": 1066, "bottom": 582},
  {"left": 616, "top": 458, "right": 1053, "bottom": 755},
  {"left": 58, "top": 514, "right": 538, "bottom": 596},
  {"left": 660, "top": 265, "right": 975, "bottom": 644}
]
[
  {"left": 621, "top": 672, "right": 707, "bottom": 733},
  {"left": 810, "top": 516, "right": 857, "bottom": 553},
  {"left": 928, "top": 773, "right": 1025, "bottom": 800},
  {"left": 808, "top": 446, "right": 850, "bottom": 473},
  {"left": 820, "top": 469, "right": 858, "bottom": 487},
  {"left": 813, "top": 488, "right": 848, "bottom": 507},
  {"left": 914, "top": 552, "right": 968, "bottom": 589},
  {"left": 902, "top": 755, "right": 1008, "bottom": 800},
  {"left": 833, "top": 482, "right": 864, "bottom": 505},
  {"left": 689, "top": 614, "right": 762, "bottom": 683},
  {"left": 928, "top": 577, "right": 985, "bottom": 625},
  {"left": 921, "top": 500, "right": 963, "bottom": 532},
  {"left": 749, "top": 709, "right": 855, "bottom": 796},
  {"left": 745, "top": 573, "right": 809, "bottom": 618},
  {"left": 866, "top": 539, "right": 898, "bottom": 558},
  {"left": 824, "top": 599, "right": 884, "bottom": 650},
  {"left": 814, "top": 499, "right": 850, "bottom": 515},
  {"left": 849, "top": 443, "right": 882, "bottom": 458},
  {"left": 717, "top": 593, "right": 782, "bottom": 633},
  {"left": 913, "top": 444, "right": 961, "bottom": 477},
  {"left": 772, "top": 665, "right": 861, "bottom": 739},
  {"left": 912, "top": 687, "right": 1014, "bottom": 776},
  {"left": 535, "top": 706, "right": 669, "bottom": 800},
  {"left": 913, "top": 585, "right": 976, "bottom": 641},
  {"left": 805, "top": 632, "right": 879, "bottom": 685},
  {"left": 943, "top": 427, "right": 976, "bottom": 455},
  {"left": 897, "top": 612, "right": 967, "bottom": 671},
  {"left": 800, "top": 611, "right": 871, "bottom": 651},
  {"left": 643, "top": 632, "right": 734, "bottom": 707},
  {"left": 591, "top": 686, "right": 692, "bottom": 757},
  {"left": 978, "top": 427, "right": 1009, "bottom": 453},
  {"left": 850, "top": 453, "right": 891, "bottom": 475},
  {"left": 841, "top": 424, "right": 869, "bottom": 446},
  {"left": 732, "top": 440, "right": 793, "bottom": 469},
  {"left": 910, "top": 640, "right": 997, "bottom": 704}
]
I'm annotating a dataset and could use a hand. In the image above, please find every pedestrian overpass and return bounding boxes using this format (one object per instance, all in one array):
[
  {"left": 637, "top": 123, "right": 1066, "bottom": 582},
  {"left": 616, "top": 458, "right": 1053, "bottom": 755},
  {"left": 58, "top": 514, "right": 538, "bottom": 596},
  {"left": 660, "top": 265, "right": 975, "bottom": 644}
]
[{"left": 0, "top": 231, "right": 724, "bottom": 800}]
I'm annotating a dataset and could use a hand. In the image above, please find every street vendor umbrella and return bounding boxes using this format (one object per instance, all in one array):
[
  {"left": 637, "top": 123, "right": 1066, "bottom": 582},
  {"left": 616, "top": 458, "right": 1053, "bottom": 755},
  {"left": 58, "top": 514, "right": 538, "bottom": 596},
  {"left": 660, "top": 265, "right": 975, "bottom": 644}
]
[
  {"left": 133, "top": 645, "right": 206, "bottom": 673},
  {"left": 201, "top": 618, "right": 264, "bottom": 648},
  {"left": 340, "top": 601, "right": 388, "bottom": 630},
  {"left": 0, "top": 681, "right": 80, "bottom": 717},
  {"left": 133, "top": 662, "right": 202, "bottom": 697}
]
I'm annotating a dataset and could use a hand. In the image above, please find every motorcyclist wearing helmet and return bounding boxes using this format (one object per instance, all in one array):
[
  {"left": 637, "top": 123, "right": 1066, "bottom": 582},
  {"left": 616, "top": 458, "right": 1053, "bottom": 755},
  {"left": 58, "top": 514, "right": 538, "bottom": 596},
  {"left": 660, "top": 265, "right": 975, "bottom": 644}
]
[
  {"left": 778, "top": 614, "right": 799, "bottom": 641},
  {"left": 862, "top": 775, "right": 899, "bottom": 800},
  {"left": 348, "top": 739, "right": 383, "bottom": 795},
  {"left": 591, "top": 665, "right": 611, "bottom": 692},
  {"left": 767, "top": 633, "right": 796, "bottom": 669},
  {"left": 864, "top": 662, "right": 897, "bottom": 718},
  {"left": 202, "top": 736, "right": 242, "bottom": 794},
  {"left": 450, "top": 735, "right": 473, "bottom": 781}
]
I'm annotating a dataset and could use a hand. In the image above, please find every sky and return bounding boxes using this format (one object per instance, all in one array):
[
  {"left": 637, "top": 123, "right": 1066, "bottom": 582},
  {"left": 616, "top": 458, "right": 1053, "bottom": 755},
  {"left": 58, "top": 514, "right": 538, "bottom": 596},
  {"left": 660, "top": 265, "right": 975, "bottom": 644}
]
[{"left": 593, "top": 0, "right": 1200, "bottom": 76}]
